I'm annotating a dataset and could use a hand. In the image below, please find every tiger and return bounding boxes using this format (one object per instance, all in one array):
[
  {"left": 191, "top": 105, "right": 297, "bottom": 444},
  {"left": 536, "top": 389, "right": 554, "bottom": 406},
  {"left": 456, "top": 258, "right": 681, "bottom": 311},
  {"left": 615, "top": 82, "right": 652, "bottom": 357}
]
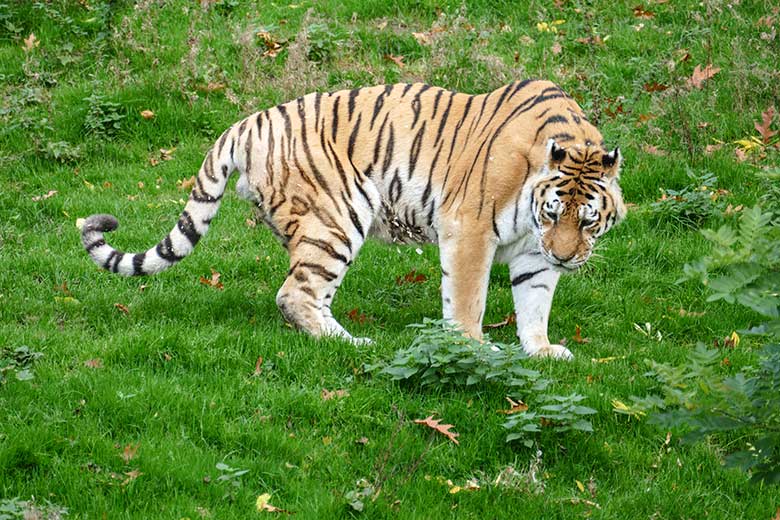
[{"left": 81, "top": 79, "right": 625, "bottom": 360}]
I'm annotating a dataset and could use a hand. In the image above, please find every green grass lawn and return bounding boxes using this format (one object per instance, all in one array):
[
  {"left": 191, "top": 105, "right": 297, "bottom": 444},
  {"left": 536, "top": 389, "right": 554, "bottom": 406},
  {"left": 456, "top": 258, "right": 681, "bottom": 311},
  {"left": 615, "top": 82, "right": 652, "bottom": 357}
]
[{"left": 1, "top": 0, "right": 779, "bottom": 517}]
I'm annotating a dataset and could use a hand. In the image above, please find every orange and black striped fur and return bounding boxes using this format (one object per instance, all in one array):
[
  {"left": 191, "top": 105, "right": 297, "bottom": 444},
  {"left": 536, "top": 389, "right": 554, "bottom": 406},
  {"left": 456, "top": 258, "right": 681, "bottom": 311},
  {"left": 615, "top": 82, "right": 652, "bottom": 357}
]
[{"left": 81, "top": 80, "right": 625, "bottom": 359}]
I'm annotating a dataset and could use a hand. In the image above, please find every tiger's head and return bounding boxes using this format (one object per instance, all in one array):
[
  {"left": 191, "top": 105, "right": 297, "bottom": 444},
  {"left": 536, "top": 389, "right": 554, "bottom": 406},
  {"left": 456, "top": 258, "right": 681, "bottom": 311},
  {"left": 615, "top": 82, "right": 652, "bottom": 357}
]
[{"left": 530, "top": 139, "right": 626, "bottom": 271}]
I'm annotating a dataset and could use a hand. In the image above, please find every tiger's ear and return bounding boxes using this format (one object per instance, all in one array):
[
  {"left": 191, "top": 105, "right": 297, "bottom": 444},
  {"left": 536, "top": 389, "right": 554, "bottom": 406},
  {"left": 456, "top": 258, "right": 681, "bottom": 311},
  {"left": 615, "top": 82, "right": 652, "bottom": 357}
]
[
  {"left": 545, "top": 139, "right": 567, "bottom": 168},
  {"left": 601, "top": 147, "right": 622, "bottom": 176}
]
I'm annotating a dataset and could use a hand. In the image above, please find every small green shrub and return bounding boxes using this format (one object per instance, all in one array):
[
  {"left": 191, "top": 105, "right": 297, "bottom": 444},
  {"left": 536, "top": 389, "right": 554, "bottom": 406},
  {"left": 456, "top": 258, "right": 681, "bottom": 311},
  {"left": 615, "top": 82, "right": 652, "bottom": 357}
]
[
  {"left": 83, "top": 93, "right": 125, "bottom": 137},
  {"left": 370, "top": 319, "right": 597, "bottom": 446},
  {"left": 650, "top": 170, "right": 726, "bottom": 227}
]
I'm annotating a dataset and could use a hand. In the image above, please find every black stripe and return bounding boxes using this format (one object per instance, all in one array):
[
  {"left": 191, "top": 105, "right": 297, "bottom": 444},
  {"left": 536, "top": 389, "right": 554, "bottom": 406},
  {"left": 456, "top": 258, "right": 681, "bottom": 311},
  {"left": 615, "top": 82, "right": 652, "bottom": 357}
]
[
  {"left": 411, "top": 84, "right": 431, "bottom": 128},
  {"left": 511, "top": 268, "right": 548, "bottom": 286},
  {"left": 177, "top": 211, "right": 201, "bottom": 247},
  {"left": 408, "top": 120, "right": 426, "bottom": 180},
  {"left": 389, "top": 169, "right": 402, "bottom": 204},
  {"left": 550, "top": 132, "right": 575, "bottom": 142},
  {"left": 111, "top": 252, "right": 124, "bottom": 273},
  {"left": 86, "top": 239, "right": 105, "bottom": 252},
  {"left": 447, "top": 95, "right": 473, "bottom": 163},
  {"left": 381, "top": 123, "right": 395, "bottom": 177},
  {"left": 372, "top": 113, "right": 389, "bottom": 165},
  {"left": 491, "top": 201, "right": 500, "bottom": 239},
  {"left": 132, "top": 253, "right": 145, "bottom": 275},
  {"left": 277, "top": 104, "right": 292, "bottom": 142},
  {"left": 156, "top": 235, "right": 183, "bottom": 262},
  {"left": 431, "top": 89, "right": 444, "bottom": 119},
  {"left": 314, "top": 92, "right": 322, "bottom": 132},
  {"left": 103, "top": 250, "right": 117, "bottom": 271},
  {"left": 298, "top": 262, "right": 338, "bottom": 281},
  {"left": 299, "top": 236, "right": 348, "bottom": 264},
  {"left": 331, "top": 95, "right": 340, "bottom": 141},
  {"left": 433, "top": 91, "right": 455, "bottom": 147},
  {"left": 370, "top": 85, "right": 393, "bottom": 129},
  {"left": 534, "top": 115, "right": 569, "bottom": 142},
  {"left": 348, "top": 88, "right": 360, "bottom": 120},
  {"left": 530, "top": 284, "right": 550, "bottom": 290},
  {"left": 345, "top": 199, "right": 365, "bottom": 239},
  {"left": 401, "top": 83, "right": 414, "bottom": 97},
  {"left": 347, "top": 113, "right": 362, "bottom": 159}
]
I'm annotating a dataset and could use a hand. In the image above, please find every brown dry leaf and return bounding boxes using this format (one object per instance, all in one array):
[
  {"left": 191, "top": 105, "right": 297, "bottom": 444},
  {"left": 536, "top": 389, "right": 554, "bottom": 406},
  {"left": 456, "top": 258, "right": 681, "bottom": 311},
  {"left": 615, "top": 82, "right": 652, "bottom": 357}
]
[
  {"left": 23, "top": 32, "right": 39, "bottom": 52},
  {"left": 632, "top": 5, "right": 655, "bottom": 18},
  {"left": 575, "top": 35, "right": 605, "bottom": 46},
  {"left": 677, "top": 307, "right": 705, "bottom": 317},
  {"left": 347, "top": 308, "right": 368, "bottom": 323},
  {"left": 497, "top": 396, "right": 529, "bottom": 415},
  {"left": 321, "top": 388, "right": 349, "bottom": 401},
  {"left": 121, "top": 469, "right": 142, "bottom": 486},
  {"left": 196, "top": 81, "right": 226, "bottom": 93},
  {"left": 642, "top": 144, "right": 668, "bottom": 156},
  {"left": 773, "top": 507, "right": 780, "bottom": 520},
  {"left": 160, "top": 148, "right": 175, "bottom": 161},
  {"left": 414, "top": 415, "right": 460, "bottom": 445},
  {"left": 724, "top": 204, "right": 744, "bottom": 215},
  {"left": 396, "top": 269, "right": 427, "bottom": 285},
  {"left": 484, "top": 313, "right": 516, "bottom": 330},
  {"left": 686, "top": 63, "right": 721, "bottom": 89},
  {"left": 177, "top": 176, "right": 196, "bottom": 191},
  {"left": 31, "top": 190, "right": 58, "bottom": 202},
  {"left": 355, "top": 436, "right": 369, "bottom": 445},
  {"left": 551, "top": 41, "right": 562, "bottom": 54},
  {"left": 704, "top": 143, "right": 723, "bottom": 154},
  {"left": 199, "top": 269, "right": 224, "bottom": 290},
  {"left": 734, "top": 148, "right": 748, "bottom": 162},
  {"left": 84, "top": 358, "right": 103, "bottom": 369},
  {"left": 253, "top": 356, "right": 263, "bottom": 376},
  {"left": 121, "top": 442, "right": 140, "bottom": 464},
  {"left": 412, "top": 31, "right": 431, "bottom": 45},
  {"left": 114, "top": 303, "right": 130, "bottom": 315},
  {"left": 384, "top": 54, "right": 405, "bottom": 68},
  {"left": 571, "top": 325, "right": 590, "bottom": 344},
  {"left": 140, "top": 110, "right": 155, "bottom": 120},
  {"left": 643, "top": 81, "right": 668, "bottom": 92},
  {"left": 755, "top": 106, "right": 777, "bottom": 144}
]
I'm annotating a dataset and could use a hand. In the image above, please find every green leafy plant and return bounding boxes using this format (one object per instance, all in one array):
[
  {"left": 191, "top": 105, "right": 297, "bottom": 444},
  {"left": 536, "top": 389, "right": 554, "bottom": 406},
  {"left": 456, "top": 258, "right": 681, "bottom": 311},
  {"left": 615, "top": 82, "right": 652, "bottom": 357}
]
[
  {"left": 0, "top": 345, "right": 43, "bottom": 384},
  {"left": 651, "top": 170, "right": 726, "bottom": 227},
  {"left": 0, "top": 497, "right": 68, "bottom": 519},
  {"left": 682, "top": 205, "right": 780, "bottom": 335},
  {"left": 83, "top": 93, "right": 125, "bottom": 137},
  {"left": 616, "top": 343, "right": 780, "bottom": 483},
  {"left": 370, "top": 319, "right": 596, "bottom": 445},
  {"left": 305, "top": 23, "right": 344, "bottom": 63},
  {"left": 42, "top": 140, "right": 82, "bottom": 163}
]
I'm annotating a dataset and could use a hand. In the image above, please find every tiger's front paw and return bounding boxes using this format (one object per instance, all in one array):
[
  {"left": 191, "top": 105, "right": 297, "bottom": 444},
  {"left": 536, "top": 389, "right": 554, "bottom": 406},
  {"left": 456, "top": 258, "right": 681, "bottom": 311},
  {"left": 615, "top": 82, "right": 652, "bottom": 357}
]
[{"left": 525, "top": 343, "right": 574, "bottom": 360}]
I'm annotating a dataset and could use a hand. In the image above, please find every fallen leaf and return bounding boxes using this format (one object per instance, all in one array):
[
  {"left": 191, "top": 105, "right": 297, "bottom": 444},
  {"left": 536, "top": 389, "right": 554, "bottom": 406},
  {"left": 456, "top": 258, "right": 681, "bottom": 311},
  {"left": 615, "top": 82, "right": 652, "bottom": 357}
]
[
  {"left": 159, "top": 148, "right": 175, "bottom": 161},
  {"left": 575, "top": 479, "right": 585, "bottom": 492},
  {"left": 704, "top": 143, "right": 723, "bottom": 154},
  {"left": 347, "top": 308, "right": 368, "bottom": 324},
  {"left": 497, "top": 396, "right": 528, "bottom": 414},
  {"left": 724, "top": 204, "right": 743, "bottom": 215},
  {"left": 114, "top": 303, "right": 130, "bottom": 315},
  {"left": 551, "top": 41, "right": 562, "bottom": 54},
  {"left": 322, "top": 436, "right": 332, "bottom": 445},
  {"left": 22, "top": 32, "right": 39, "bottom": 52},
  {"left": 120, "top": 442, "right": 140, "bottom": 464},
  {"left": 121, "top": 469, "right": 142, "bottom": 486},
  {"left": 484, "top": 313, "right": 516, "bottom": 329},
  {"left": 177, "top": 176, "right": 195, "bottom": 190},
  {"left": 396, "top": 270, "right": 427, "bottom": 285},
  {"left": 677, "top": 307, "right": 705, "bottom": 317},
  {"left": 321, "top": 388, "right": 349, "bottom": 401},
  {"left": 31, "top": 190, "right": 57, "bottom": 202},
  {"left": 686, "top": 63, "right": 720, "bottom": 89},
  {"left": 643, "top": 81, "right": 668, "bottom": 92},
  {"left": 384, "top": 54, "right": 405, "bottom": 68},
  {"left": 724, "top": 331, "right": 740, "bottom": 348},
  {"left": 199, "top": 269, "right": 224, "bottom": 290},
  {"left": 734, "top": 148, "right": 748, "bottom": 162},
  {"left": 755, "top": 106, "right": 777, "bottom": 144},
  {"left": 632, "top": 5, "right": 655, "bottom": 18},
  {"left": 642, "top": 144, "right": 668, "bottom": 156},
  {"left": 591, "top": 356, "right": 626, "bottom": 363},
  {"left": 412, "top": 31, "right": 431, "bottom": 45},
  {"left": 245, "top": 218, "right": 257, "bottom": 228},
  {"left": 256, "top": 493, "right": 291, "bottom": 514},
  {"left": 414, "top": 415, "right": 460, "bottom": 445},
  {"left": 84, "top": 358, "right": 103, "bottom": 369},
  {"left": 140, "top": 110, "right": 155, "bottom": 120},
  {"left": 575, "top": 35, "right": 606, "bottom": 46},
  {"left": 773, "top": 507, "right": 780, "bottom": 520},
  {"left": 571, "top": 325, "right": 590, "bottom": 344},
  {"left": 253, "top": 356, "right": 263, "bottom": 376},
  {"left": 355, "top": 436, "right": 369, "bottom": 445}
]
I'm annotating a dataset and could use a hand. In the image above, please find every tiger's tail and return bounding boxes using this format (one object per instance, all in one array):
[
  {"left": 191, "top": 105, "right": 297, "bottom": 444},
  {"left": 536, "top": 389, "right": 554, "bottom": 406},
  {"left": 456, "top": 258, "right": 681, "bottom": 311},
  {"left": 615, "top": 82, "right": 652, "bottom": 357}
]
[{"left": 81, "top": 126, "right": 239, "bottom": 276}]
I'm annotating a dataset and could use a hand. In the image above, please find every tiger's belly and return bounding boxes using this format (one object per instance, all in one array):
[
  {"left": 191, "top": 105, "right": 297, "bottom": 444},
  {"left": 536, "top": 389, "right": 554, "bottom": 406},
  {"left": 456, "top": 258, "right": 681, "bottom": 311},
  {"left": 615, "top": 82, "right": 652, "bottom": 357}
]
[{"left": 368, "top": 201, "right": 437, "bottom": 245}]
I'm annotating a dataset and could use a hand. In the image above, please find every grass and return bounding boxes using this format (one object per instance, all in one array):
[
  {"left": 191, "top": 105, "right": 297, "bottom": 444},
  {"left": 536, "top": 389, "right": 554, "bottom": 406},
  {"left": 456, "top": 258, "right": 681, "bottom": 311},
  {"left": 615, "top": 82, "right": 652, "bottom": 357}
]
[{"left": 1, "top": 0, "right": 779, "bottom": 517}]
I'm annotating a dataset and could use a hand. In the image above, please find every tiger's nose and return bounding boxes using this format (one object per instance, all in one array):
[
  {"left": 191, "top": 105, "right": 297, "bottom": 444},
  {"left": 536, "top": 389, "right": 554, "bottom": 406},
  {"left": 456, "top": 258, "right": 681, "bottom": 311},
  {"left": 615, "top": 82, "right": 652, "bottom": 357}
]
[{"left": 552, "top": 251, "right": 575, "bottom": 263}]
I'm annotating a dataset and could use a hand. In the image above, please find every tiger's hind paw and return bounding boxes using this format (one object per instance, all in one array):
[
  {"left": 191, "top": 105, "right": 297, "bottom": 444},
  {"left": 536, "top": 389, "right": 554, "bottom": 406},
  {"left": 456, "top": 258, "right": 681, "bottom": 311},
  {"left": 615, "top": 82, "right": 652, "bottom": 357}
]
[{"left": 350, "top": 336, "right": 373, "bottom": 346}]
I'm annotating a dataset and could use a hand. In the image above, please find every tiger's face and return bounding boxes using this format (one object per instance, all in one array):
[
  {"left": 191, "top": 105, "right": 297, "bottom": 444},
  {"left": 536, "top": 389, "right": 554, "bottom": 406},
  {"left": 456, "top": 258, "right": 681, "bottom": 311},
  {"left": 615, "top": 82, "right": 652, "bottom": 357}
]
[{"left": 531, "top": 139, "right": 625, "bottom": 271}]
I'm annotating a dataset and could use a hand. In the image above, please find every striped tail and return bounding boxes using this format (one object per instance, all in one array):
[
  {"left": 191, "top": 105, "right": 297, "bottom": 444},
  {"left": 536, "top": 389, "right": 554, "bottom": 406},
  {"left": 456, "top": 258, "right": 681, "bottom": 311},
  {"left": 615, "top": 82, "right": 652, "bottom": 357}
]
[{"left": 81, "top": 128, "right": 237, "bottom": 276}]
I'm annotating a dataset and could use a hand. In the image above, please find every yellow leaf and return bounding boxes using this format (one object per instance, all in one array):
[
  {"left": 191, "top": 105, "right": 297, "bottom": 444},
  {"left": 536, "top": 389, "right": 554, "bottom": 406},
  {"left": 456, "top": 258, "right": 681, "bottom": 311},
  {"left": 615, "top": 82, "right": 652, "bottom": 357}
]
[
  {"left": 256, "top": 494, "right": 272, "bottom": 512},
  {"left": 552, "top": 19, "right": 566, "bottom": 25},
  {"left": 575, "top": 480, "right": 585, "bottom": 493},
  {"left": 449, "top": 486, "right": 461, "bottom": 494},
  {"left": 730, "top": 331, "right": 740, "bottom": 347}
]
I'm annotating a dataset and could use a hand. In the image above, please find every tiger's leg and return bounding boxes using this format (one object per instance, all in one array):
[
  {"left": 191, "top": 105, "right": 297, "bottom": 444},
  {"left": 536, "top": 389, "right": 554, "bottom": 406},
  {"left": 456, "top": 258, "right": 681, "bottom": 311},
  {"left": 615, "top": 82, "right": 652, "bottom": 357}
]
[
  {"left": 508, "top": 253, "right": 572, "bottom": 359},
  {"left": 439, "top": 229, "right": 498, "bottom": 339},
  {"left": 275, "top": 208, "right": 373, "bottom": 345}
]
